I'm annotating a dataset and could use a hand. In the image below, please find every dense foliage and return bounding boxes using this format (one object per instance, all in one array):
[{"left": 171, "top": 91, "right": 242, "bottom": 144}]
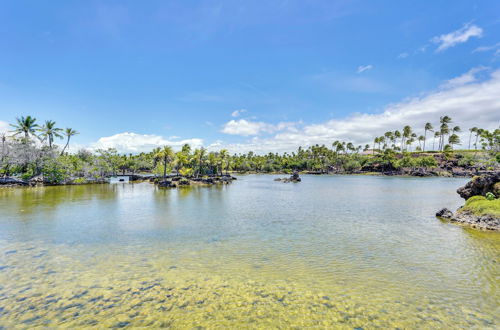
[{"left": 1, "top": 115, "right": 499, "bottom": 184}]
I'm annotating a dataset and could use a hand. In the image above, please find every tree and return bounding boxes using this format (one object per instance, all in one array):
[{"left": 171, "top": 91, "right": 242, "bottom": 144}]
[
  {"left": 10, "top": 116, "right": 38, "bottom": 140},
  {"left": 154, "top": 146, "right": 174, "bottom": 180},
  {"left": 61, "top": 128, "right": 79, "bottom": 155},
  {"left": 423, "top": 123, "right": 433, "bottom": 151},
  {"left": 38, "top": 120, "right": 63, "bottom": 148},
  {"left": 469, "top": 127, "right": 478, "bottom": 150},
  {"left": 448, "top": 133, "right": 460, "bottom": 150},
  {"left": 219, "top": 149, "right": 229, "bottom": 175},
  {"left": 418, "top": 135, "right": 425, "bottom": 151}
]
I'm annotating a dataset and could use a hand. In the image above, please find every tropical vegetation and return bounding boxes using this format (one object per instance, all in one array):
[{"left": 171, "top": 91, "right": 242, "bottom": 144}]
[{"left": 0, "top": 115, "right": 499, "bottom": 184}]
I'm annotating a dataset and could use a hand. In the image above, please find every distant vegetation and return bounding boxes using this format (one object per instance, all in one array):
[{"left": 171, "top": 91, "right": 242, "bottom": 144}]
[{"left": 0, "top": 115, "right": 499, "bottom": 184}]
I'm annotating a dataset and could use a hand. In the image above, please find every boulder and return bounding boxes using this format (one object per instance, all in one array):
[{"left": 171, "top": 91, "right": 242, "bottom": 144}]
[
  {"left": 436, "top": 208, "right": 453, "bottom": 219},
  {"left": 0, "top": 177, "right": 28, "bottom": 186},
  {"left": 457, "top": 173, "right": 500, "bottom": 200},
  {"left": 158, "top": 180, "right": 177, "bottom": 188}
]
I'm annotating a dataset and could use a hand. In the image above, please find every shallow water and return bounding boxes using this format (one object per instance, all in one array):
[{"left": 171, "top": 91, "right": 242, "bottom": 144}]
[{"left": 0, "top": 175, "right": 499, "bottom": 328}]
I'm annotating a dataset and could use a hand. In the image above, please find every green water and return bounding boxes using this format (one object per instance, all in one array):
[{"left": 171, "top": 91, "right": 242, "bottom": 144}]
[{"left": 0, "top": 175, "right": 499, "bottom": 328}]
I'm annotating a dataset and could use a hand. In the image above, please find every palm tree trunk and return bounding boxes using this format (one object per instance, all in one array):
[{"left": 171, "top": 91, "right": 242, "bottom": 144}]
[
  {"left": 61, "top": 137, "right": 70, "bottom": 155},
  {"left": 163, "top": 157, "right": 167, "bottom": 180},
  {"left": 423, "top": 130, "right": 427, "bottom": 151}
]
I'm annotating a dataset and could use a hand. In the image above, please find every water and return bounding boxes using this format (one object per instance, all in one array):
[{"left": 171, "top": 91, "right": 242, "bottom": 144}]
[{"left": 0, "top": 175, "right": 499, "bottom": 328}]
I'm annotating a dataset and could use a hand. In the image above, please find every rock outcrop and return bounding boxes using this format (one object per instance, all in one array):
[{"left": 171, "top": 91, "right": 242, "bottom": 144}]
[
  {"left": 275, "top": 172, "right": 301, "bottom": 183},
  {"left": 437, "top": 173, "right": 500, "bottom": 231},
  {"left": 456, "top": 172, "right": 500, "bottom": 200}
]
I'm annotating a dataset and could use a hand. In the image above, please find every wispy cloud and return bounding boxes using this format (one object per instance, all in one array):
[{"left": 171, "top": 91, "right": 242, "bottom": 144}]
[
  {"left": 440, "top": 66, "right": 488, "bottom": 89},
  {"left": 398, "top": 52, "right": 409, "bottom": 59},
  {"left": 473, "top": 42, "right": 500, "bottom": 53},
  {"left": 231, "top": 109, "right": 247, "bottom": 117},
  {"left": 431, "top": 23, "right": 483, "bottom": 52},
  {"left": 357, "top": 65, "right": 373, "bottom": 73}
]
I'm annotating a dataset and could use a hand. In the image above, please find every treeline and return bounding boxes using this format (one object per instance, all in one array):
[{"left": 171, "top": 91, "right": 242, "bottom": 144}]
[{"left": 0, "top": 115, "right": 499, "bottom": 183}]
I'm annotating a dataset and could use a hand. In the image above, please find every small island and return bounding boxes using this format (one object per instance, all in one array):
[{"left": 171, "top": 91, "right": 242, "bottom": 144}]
[{"left": 437, "top": 173, "right": 500, "bottom": 230}]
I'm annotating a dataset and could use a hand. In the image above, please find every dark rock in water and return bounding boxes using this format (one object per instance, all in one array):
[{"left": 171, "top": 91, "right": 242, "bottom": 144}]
[
  {"left": 457, "top": 173, "right": 500, "bottom": 200},
  {"left": 436, "top": 208, "right": 453, "bottom": 219},
  {"left": 158, "top": 180, "right": 176, "bottom": 188},
  {"left": 275, "top": 171, "right": 301, "bottom": 183},
  {"left": 0, "top": 177, "right": 28, "bottom": 186}
]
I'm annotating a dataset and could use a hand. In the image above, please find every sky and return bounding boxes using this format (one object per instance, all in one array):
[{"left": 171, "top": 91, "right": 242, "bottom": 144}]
[{"left": 0, "top": 0, "right": 499, "bottom": 154}]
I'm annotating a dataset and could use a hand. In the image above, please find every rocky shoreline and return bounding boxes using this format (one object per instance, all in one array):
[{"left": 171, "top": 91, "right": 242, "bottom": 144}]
[{"left": 436, "top": 173, "right": 500, "bottom": 231}]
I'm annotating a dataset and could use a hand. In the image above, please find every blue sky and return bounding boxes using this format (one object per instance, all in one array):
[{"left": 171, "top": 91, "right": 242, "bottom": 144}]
[{"left": 0, "top": 0, "right": 499, "bottom": 153}]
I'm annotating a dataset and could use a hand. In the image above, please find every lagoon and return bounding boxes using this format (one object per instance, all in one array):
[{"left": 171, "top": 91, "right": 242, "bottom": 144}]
[{"left": 0, "top": 175, "right": 499, "bottom": 328}]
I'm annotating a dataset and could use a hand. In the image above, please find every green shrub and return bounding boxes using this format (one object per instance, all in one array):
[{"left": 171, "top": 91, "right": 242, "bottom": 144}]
[{"left": 485, "top": 192, "right": 496, "bottom": 201}]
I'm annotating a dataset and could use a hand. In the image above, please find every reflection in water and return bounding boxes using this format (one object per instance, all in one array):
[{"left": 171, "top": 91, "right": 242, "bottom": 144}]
[{"left": 0, "top": 175, "right": 498, "bottom": 328}]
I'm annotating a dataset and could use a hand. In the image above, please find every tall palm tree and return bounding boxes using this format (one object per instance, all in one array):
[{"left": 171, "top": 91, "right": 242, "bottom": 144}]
[
  {"left": 474, "top": 128, "right": 483, "bottom": 150},
  {"left": 448, "top": 134, "right": 460, "bottom": 150},
  {"left": 433, "top": 131, "right": 440, "bottom": 151},
  {"left": 418, "top": 135, "right": 425, "bottom": 151},
  {"left": 469, "top": 127, "right": 478, "bottom": 150},
  {"left": 60, "top": 128, "right": 79, "bottom": 155},
  {"left": 154, "top": 146, "right": 174, "bottom": 180},
  {"left": 219, "top": 149, "right": 229, "bottom": 175},
  {"left": 10, "top": 116, "right": 38, "bottom": 140},
  {"left": 194, "top": 147, "right": 206, "bottom": 178},
  {"left": 402, "top": 125, "right": 412, "bottom": 151},
  {"left": 423, "top": 122, "right": 433, "bottom": 151},
  {"left": 438, "top": 115, "right": 452, "bottom": 151},
  {"left": 38, "top": 120, "right": 63, "bottom": 148}
]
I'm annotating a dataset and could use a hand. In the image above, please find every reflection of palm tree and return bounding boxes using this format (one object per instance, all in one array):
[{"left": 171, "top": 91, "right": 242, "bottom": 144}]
[
  {"left": 10, "top": 116, "right": 38, "bottom": 140},
  {"left": 61, "top": 128, "right": 79, "bottom": 155},
  {"left": 39, "top": 120, "right": 63, "bottom": 148},
  {"left": 154, "top": 146, "right": 174, "bottom": 180}
]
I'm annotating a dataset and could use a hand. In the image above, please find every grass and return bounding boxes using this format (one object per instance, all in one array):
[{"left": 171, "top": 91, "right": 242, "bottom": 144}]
[{"left": 459, "top": 195, "right": 500, "bottom": 217}]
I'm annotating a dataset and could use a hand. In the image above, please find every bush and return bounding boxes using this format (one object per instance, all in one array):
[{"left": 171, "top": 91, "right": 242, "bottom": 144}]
[{"left": 486, "top": 192, "right": 496, "bottom": 201}]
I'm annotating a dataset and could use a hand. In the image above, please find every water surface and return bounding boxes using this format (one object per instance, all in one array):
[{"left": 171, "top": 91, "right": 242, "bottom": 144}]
[{"left": 0, "top": 175, "right": 499, "bottom": 328}]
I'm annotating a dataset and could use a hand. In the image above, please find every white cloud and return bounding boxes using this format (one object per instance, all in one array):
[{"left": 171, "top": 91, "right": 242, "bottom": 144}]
[
  {"left": 214, "top": 68, "right": 500, "bottom": 153},
  {"left": 432, "top": 24, "right": 483, "bottom": 52},
  {"left": 0, "top": 121, "right": 9, "bottom": 134},
  {"left": 440, "top": 66, "right": 488, "bottom": 89},
  {"left": 221, "top": 119, "right": 298, "bottom": 136},
  {"left": 357, "top": 65, "right": 373, "bottom": 73},
  {"left": 90, "top": 132, "right": 203, "bottom": 153},
  {"left": 231, "top": 109, "right": 247, "bottom": 117},
  {"left": 398, "top": 52, "right": 409, "bottom": 59},
  {"left": 473, "top": 42, "right": 500, "bottom": 53}
]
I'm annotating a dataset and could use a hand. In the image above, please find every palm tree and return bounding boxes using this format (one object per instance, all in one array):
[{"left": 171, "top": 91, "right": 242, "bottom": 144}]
[
  {"left": 438, "top": 116, "right": 452, "bottom": 151},
  {"left": 38, "top": 120, "right": 63, "bottom": 148},
  {"left": 418, "top": 135, "right": 425, "bottom": 151},
  {"left": 194, "top": 147, "right": 206, "bottom": 178},
  {"left": 219, "top": 149, "right": 229, "bottom": 175},
  {"left": 402, "top": 125, "right": 412, "bottom": 151},
  {"left": 154, "top": 146, "right": 174, "bottom": 180},
  {"left": 448, "top": 134, "right": 460, "bottom": 150},
  {"left": 60, "top": 128, "right": 79, "bottom": 155},
  {"left": 10, "top": 116, "right": 38, "bottom": 140},
  {"left": 468, "top": 127, "right": 478, "bottom": 150},
  {"left": 423, "top": 123, "right": 433, "bottom": 151},
  {"left": 433, "top": 131, "right": 440, "bottom": 151},
  {"left": 474, "top": 128, "right": 483, "bottom": 150}
]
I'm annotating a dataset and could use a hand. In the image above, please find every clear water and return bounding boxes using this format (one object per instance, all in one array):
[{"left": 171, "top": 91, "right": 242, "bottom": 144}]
[{"left": 0, "top": 175, "right": 498, "bottom": 328}]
